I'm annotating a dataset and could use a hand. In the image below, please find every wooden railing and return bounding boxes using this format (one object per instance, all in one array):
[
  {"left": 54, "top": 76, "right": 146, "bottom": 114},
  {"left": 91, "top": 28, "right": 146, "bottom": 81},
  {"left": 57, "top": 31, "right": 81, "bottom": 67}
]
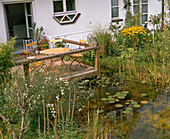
[{"left": 14, "top": 37, "right": 100, "bottom": 80}]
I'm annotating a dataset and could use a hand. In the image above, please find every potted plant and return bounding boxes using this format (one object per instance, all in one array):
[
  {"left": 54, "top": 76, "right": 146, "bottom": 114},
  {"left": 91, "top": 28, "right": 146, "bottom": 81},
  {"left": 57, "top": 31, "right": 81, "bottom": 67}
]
[{"left": 37, "top": 38, "right": 49, "bottom": 50}]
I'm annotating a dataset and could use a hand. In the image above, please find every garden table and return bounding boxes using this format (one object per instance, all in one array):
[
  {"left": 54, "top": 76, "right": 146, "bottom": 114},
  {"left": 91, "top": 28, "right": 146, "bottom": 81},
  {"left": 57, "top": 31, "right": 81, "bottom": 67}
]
[{"left": 40, "top": 48, "right": 71, "bottom": 74}]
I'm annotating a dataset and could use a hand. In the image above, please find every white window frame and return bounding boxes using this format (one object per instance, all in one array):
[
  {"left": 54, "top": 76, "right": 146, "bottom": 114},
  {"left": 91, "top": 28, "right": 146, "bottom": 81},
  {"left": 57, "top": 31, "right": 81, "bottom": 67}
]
[
  {"left": 141, "top": 0, "right": 148, "bottom": 24},
  {"left": 53, "top": 0, "right": 76, "bottom": 15},
  {"left": 133, "top": 0, "right": 139, "bottom": 15},
  {"left": 132, "top": 0, "right": 148, "bottom": 24},
  {"left": 111, "top": 0, "right": 119, "bottom": 19},
  {"left": 53, "top": 0, "right": 80, "bottom": 24}
]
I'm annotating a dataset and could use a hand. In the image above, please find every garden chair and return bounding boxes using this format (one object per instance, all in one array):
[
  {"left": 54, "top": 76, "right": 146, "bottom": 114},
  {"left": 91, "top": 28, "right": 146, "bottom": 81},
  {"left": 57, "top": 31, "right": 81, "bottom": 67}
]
[
  {"left": 22, "top": 42, "right": 45, "bottom": 72},
  {"left": 69, "top": 39, "right": 87, "bottom": 71}
]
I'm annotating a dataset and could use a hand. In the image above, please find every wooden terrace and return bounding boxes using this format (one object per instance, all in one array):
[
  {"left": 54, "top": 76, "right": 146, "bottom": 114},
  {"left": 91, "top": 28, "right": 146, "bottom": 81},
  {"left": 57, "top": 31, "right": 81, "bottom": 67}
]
[{"left": 14, "top": 37, "right": 100, "bottom": 81}]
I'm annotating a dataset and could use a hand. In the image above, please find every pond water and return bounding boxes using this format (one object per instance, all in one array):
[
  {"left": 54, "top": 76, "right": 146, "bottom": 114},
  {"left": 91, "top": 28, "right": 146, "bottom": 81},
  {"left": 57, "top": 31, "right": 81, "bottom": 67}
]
[{"left": 78, "top": 82, "right": 170, "bottom": 139}]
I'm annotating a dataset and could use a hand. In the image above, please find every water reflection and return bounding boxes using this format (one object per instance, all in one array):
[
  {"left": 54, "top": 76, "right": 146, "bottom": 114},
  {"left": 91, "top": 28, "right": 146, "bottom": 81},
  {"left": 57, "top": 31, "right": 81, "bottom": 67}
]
[{"left": 87, "top": 85, "right": 170, "bottom": 139}]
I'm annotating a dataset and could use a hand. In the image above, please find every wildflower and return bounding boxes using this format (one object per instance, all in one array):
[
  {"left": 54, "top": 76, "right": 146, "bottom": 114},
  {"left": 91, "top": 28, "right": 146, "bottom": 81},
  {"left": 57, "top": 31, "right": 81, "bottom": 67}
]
[
  {"left": 47, "top": 104, "right": 51, "bottom": 107},
  {"left": 61, "top": 92, "right": 65, "bottom": 95},
  {"left": 56, "top": 96, "right": 59, "bottom": 101},
  {"left": 59, "top": 77, "right": 64, "bottom": 81}
]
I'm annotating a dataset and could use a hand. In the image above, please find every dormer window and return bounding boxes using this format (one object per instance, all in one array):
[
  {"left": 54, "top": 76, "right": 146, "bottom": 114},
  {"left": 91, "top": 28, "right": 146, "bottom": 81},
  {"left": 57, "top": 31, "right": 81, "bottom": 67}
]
[{"left": 53, "top": 0, "right": 80, "bottom": 25}]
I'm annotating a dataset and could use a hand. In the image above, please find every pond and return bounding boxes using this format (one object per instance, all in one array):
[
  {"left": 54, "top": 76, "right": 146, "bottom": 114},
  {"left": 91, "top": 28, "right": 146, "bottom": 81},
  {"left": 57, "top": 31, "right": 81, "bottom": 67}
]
[{"left": 77, "top": 81, "right": 170, "bottom": 139}]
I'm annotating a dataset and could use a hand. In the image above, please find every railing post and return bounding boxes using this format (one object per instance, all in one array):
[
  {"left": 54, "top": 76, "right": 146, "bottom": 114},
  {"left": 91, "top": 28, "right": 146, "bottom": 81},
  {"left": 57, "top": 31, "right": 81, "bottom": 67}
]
[
  {"left": 23, "top": 63, "right": 29, "bottom": 80},
  {"left": 92, "top": 36, "right": 100, "bottom": 79}
]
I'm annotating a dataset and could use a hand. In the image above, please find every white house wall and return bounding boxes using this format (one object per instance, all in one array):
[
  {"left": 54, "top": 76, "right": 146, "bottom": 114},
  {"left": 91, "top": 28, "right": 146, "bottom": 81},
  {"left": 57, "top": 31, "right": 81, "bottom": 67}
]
[
  {"left": 0, "top": 0, "right": 7, "bottom": 42},
  {"left": 0, "top": 0, "right": 163, "bottom": 43},
  {"left": 34, "top": 0, "right": 113, "bottom": 37}
]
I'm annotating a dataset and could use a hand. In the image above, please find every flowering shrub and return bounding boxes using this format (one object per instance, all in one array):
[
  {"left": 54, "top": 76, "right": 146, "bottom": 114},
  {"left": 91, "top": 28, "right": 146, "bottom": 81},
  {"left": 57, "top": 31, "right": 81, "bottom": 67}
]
[
  {"left": 121, "top": 26, "right": 147, "bottom": 48},
  {"left": 37, "top": 38, "right": 49, "bottom": 50}
]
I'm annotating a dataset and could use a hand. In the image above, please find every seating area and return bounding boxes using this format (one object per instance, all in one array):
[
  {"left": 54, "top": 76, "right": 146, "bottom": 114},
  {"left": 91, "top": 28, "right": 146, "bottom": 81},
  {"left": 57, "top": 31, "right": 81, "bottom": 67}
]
[{"left": 14, "top": 37, "right": 100, "bottom": 80}]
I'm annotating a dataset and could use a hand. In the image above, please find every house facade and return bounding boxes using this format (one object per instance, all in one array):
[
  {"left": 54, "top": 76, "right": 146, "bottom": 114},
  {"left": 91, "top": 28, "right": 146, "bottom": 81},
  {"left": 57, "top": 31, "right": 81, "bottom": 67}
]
[{"left": 0, "top": 0, "right": 163, "bottom": 53}]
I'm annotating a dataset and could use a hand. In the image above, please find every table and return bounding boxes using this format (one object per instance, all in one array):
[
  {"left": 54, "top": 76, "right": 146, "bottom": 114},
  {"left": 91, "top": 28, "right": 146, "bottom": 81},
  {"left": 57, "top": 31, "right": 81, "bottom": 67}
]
[{"left": 40, "top": 48, "right": 71, "bottom": 74}]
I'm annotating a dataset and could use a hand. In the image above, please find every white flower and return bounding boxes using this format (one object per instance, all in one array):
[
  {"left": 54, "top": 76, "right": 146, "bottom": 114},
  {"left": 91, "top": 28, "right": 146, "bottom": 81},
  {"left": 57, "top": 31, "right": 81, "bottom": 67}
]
[
  {"left": 46, "top": 104, "right": 50, "bottom": 107},
  {"left": 61, "top": 92, "right": 65, "bottom": 95},
  {"left": 25, "top": 84, "right": 27, "bottom": 86},
  {"left": 42, "top": 86, "right": 44, "bottom": 88},
  {"left": 78, "top": 108, "right": 82, "bottom": 111},
  {"left": 56, "top": 96, "right": 59, "bottom": 101},
  {"left": 59, "top": 78, "right": 64, "bottom": 81}
]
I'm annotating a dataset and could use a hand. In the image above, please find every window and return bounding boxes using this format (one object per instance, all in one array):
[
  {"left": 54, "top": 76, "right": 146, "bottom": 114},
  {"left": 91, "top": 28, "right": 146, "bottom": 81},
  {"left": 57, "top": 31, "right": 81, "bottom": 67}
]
[
  {"left": 133, "top": 0, "right": 139, "bottom": 14},
  {"left": 53, "top": 0, "right": 76, "bottom": 13},
  {"left": 142, "top": 0, "right": 148, "bottom": 24},
  {"left": 53, "top": 0, "right": 80, "bottom": 24},
  {"left": 111, "top": 0, "right": 119, "bottom": 18},
  {"left": 133, "top": 0, "right": 148, "bottom": 24},
  {"left": 53, "top": 0, "right": 64, "bottom": 12}
]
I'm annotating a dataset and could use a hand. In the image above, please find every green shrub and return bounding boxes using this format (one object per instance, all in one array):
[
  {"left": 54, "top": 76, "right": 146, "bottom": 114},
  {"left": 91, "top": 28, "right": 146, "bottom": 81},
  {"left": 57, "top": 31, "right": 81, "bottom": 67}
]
[
  {"left": 93, "top": 26, "right": 113, "bottom": 57},
  {"left": 0, "top": 37, "right": 15, "bottom": 84}
]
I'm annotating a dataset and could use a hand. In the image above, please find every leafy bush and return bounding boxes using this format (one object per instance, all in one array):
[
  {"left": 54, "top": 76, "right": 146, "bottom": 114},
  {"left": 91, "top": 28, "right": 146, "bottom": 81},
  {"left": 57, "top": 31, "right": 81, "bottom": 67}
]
[{"left": 0, "top": 37, "right": 15, "bottom": 84}]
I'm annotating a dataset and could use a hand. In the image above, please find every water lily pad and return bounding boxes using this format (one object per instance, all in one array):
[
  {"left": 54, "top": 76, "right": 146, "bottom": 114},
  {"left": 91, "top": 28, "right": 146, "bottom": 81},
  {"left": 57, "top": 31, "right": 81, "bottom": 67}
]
[
  {"left": 109, "top": 101, "right": 115, "bottom": 103},
  {"left": 126, "top": 107, "right": 132, "bottom": 111},
  {"left": 123, "top": 110, "right": 130, "bottom": 114},
  {"left": 112, "top": 94, "right": 117, "bottom": 97},
  {"left": 118, "top": 96, "right": 125, "bottom": 99},
  {"left": 106, "top": 93, "right": 110, "bottom": 95},
  {"left": 122, "top": 91, "right": 129, "bottom": 94},
  {"left": 108, "top": 97, "right": 115, "bottom": 101},
  {"left": 101, "top": 98, "right": 108, "bottom": 101},
  {"left": 131, "top": 100, "right": 138, "bottom": 104},
  {"left": 125, "top": 102, "right": 130, "bottom": 105},
  {"left": 115, "top": 99, "right": 119, "bottom": 102},
  {"left": 133, "top": 104, "right": 141, "bottom": 108},
  {"left": 140, "top": 100, "right": 148, "bottom": 104},
  {"left": 115, "top": 104, "right": 123, "bottom": 108},
  {"left": 141, "top": 93, "right": 147, "bottom": 97},
  {"left": 108, "top": 95, "right": 113, "bottom": 98}
]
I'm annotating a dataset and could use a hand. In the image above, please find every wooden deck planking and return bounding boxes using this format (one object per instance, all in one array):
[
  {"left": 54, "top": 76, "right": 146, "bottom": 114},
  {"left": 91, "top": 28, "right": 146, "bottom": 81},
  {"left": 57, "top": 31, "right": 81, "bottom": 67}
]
[{"left": 13, "top": 56, "right": 97, "bottom": 81}]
